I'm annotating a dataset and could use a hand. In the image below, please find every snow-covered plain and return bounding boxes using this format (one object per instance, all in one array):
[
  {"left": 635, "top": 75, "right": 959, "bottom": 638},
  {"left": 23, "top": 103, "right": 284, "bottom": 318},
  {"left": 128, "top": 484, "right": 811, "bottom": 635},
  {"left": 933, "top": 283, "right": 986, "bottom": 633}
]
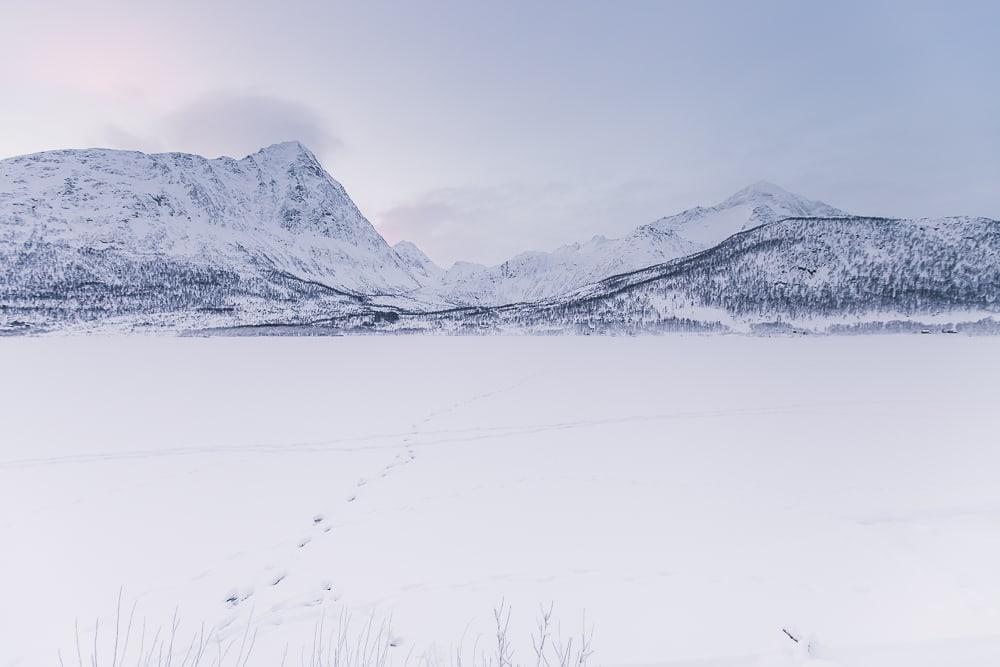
[{"left": 2, "top": 336, "right": 1000, "bottom": 666}]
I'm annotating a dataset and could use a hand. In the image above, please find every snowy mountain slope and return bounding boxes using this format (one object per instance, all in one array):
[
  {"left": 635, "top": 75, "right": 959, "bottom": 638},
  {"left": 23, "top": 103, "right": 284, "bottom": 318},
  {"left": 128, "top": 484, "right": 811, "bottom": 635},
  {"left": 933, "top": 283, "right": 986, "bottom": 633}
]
[
  {"left": 414, "top": 181, "right": 847, "bottom": 306},
  {"left": 642, "top": 180, "right": 845, "bottom": 245},
  {"left": 519, "top": 215, "right": 1000, "bottom": 332},
  {"left": 384, "top": 215, "right": 1000, "bottom": 334},
  {"left": 0, "top": 142, "right": 425, "bottom": 329},
  {"left": 392, "top": 240, "right": 443, "bottom": 280},
  {"left": 424, "top": 233, "right": 693, "bottom": 306}
]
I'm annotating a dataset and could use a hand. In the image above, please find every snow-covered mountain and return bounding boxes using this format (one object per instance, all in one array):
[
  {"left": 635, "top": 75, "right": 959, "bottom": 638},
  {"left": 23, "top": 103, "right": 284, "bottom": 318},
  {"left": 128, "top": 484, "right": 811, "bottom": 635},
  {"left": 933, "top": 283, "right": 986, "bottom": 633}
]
[
  {"left": 2, "top": 141, "right": 997, "bottom": 335},
  {"left": 0, "top": 142, "right": 427, "bottom": 329},
  {"left": 641, "top": 180, "right": 844, "bottom": 246},
  {"left": 1, "top": 141, "right": 420, "bottom": 292},
  {"left": 412, "top": 181, "right": 847, "bottom": 306},
  {"left": 419, "top": 215, "right": 1000, "bottom": 334},
  {"left": 392, "top": 240, "right": 443, "bottom": 281}
]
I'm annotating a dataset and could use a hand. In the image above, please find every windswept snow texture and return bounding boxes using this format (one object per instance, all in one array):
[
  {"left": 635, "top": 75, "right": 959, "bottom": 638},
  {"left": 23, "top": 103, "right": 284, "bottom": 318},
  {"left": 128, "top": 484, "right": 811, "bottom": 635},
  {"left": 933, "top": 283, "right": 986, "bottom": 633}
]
[{"left": 3, "top": 337, "right": 1000, "bottom": 667}]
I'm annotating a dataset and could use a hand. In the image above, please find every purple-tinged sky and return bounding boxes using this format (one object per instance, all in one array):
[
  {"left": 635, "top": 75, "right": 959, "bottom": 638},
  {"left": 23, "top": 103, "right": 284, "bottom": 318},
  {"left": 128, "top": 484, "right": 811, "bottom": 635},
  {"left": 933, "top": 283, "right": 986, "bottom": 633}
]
[{"left": 1, "top": 0, "right": 997, "bottom": 264}]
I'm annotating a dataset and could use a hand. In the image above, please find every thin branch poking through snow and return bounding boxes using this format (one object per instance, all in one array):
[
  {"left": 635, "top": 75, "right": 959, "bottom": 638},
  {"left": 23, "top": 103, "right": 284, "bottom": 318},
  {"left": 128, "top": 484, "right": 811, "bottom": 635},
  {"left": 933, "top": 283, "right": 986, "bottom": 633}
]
[
  {"left": 532, "top": 603, "right": 553, "bottom": 667},
  {"left": 60, "top": 597, "right": 595, "bottom": 667},
  {"left": 493, "top": 599, "right": 513, "bottom": 667}
]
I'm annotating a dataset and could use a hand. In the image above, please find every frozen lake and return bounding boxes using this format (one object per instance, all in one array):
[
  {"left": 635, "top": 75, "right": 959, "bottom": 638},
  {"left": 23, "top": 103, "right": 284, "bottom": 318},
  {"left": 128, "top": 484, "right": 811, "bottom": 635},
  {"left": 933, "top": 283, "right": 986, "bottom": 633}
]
[{"left": 2, "top": 335, "right": 999, "bottom": 666}]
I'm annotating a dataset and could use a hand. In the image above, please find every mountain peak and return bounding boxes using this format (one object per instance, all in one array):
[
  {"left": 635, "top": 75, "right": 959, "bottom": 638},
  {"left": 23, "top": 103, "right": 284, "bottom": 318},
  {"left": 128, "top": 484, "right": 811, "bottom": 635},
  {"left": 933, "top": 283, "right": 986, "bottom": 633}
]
[
  {"left": 394, "top": 240, "right": 435, "bottom": 264},
  {"left": 735, "top": 180, "right": 789, "bottom": 197},
  {"left": 248, "top": 140, "right": 317, "bottom": 164},
  {"left": 724, "top": 181, "right": 801, "bottom": 205},
  {"left": 637, "top": 181, "right": 847, "bottom": 250},
  {"left": 720, "top": 181, "right": 845, "bottom": 218},
  {"left": 394, "top": 240, "right": 442, "bottom": 277}
]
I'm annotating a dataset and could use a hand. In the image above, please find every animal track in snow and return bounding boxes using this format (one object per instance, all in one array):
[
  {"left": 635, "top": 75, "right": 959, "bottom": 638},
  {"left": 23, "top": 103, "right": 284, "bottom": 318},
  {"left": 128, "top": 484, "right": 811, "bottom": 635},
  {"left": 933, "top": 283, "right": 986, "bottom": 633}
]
[
  {"left": 223, "top": 586, "right": 254, "bottom": 608},
  {"left": 217, "top": 387, "right": 484, "bottom": 621},
  {"left": 312, "top": 513, "right": 333, "bottom": 532}
]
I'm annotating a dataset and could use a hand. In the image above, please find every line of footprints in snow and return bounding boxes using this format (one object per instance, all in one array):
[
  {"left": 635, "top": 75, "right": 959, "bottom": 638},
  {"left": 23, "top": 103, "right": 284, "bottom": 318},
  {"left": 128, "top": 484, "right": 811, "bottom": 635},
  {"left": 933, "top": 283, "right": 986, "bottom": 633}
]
[{"left": 222, "top": 432, "right": 418, "bottom": 614}]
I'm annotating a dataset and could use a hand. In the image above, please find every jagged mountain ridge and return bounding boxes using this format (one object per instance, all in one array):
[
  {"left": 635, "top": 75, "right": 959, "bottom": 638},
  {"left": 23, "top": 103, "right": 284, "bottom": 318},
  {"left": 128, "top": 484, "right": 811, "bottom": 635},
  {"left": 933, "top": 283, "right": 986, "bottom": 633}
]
[
  {"left": 0, "top": 142, "right": 427, "bottom": 329},
  {"left": 409, "top": 181, "right": 848, "bottom": 306},
  {"left": 0, "top": 141, "right": 419, "bottom": 288}
]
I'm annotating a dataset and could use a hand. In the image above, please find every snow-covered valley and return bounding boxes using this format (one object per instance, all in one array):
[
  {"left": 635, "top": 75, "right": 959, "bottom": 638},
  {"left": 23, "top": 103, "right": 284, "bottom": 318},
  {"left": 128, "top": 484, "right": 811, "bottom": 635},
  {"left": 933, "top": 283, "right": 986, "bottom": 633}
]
[{"left": 2, "top": 336, "right": 999, "bottom": 666}]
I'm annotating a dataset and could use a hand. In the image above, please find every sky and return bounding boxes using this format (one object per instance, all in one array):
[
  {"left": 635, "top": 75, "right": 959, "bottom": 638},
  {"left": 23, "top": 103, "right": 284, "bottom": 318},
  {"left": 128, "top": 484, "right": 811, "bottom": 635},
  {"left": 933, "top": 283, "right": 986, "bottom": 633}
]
[{"left": 1, "top": 0, "right": 998, "bottom": 266}]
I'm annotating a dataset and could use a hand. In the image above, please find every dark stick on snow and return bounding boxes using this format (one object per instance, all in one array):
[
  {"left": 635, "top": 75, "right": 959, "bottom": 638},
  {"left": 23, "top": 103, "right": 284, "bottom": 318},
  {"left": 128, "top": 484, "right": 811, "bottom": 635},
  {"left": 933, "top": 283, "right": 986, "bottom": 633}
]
[{"left": 781, "top": 628, "right": 799, "bottom": 644}]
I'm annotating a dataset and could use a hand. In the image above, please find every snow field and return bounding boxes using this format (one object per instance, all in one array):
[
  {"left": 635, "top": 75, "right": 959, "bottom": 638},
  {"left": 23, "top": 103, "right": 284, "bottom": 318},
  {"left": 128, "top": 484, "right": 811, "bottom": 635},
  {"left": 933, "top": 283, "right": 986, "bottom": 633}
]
[{"left": 1, "top": 335, "right": 999, "bottom": 666}]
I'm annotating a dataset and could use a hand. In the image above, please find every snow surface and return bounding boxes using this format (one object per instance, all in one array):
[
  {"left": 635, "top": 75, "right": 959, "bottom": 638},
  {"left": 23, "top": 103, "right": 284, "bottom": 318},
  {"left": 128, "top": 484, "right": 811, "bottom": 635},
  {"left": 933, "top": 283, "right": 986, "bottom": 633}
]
[{"left": 2, "top": 336, "right": 1000, "bottom": 666}]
